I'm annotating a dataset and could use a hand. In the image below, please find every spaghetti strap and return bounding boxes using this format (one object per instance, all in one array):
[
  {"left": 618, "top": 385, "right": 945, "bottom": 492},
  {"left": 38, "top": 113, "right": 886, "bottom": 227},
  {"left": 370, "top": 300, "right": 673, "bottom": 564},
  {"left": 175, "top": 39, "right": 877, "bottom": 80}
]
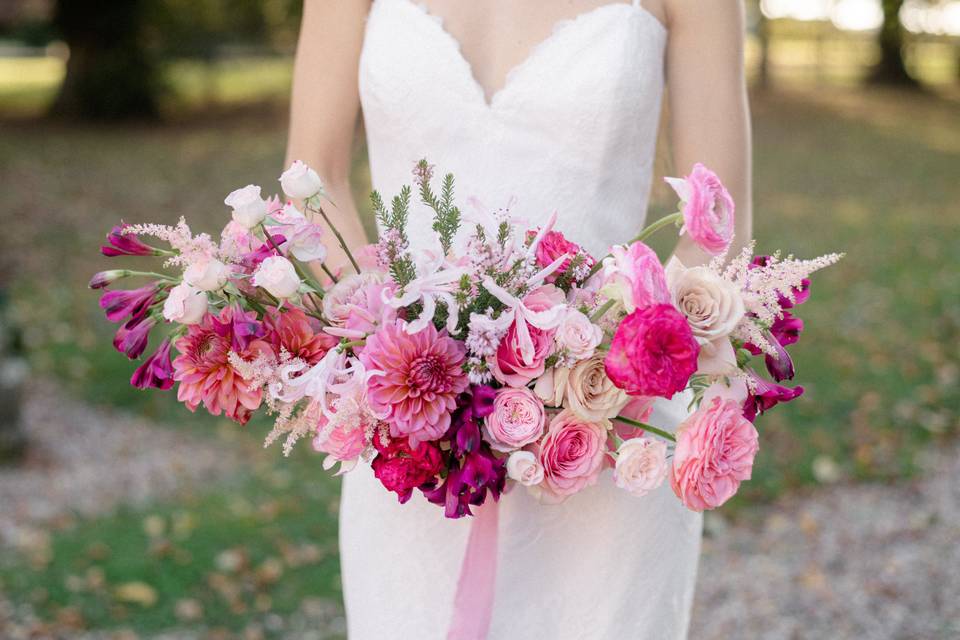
[{"left": 632, "top": 0, "right": 641, "bottom": 8}]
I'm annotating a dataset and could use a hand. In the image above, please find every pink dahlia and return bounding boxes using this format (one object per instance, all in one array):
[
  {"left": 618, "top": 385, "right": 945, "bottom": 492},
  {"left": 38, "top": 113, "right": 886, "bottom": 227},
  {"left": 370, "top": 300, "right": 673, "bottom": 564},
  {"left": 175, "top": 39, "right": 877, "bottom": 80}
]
[
  {"left": 605, "top": 304, "right": 699, "bottom": 399},
  {"left": 670, "top": 397, "right": 759, "bottom": 511},
  {"left": 359, "top": 319, "right": 468, "bottom": 445},
  {"left": 172, "top": 306, "right": 264, "bottom": 424},
  {"left": 263, "top": 307, "right": 337, "bottom": 365}
]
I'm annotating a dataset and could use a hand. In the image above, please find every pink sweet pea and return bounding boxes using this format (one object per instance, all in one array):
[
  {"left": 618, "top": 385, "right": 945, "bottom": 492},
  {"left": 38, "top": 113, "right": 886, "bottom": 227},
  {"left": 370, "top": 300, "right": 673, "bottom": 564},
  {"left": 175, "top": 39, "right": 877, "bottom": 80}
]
[
  {"left": 665, "top": 163, "right": 735, "bottom": 256},
  {"left": 670, "top": 397, "right": 759, "bottom": 511}
]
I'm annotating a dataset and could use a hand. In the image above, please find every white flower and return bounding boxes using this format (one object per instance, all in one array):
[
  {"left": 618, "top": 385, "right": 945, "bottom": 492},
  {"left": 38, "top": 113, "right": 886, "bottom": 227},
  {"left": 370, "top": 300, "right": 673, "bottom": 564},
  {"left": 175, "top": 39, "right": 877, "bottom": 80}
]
[
  {"left": 162, "top": 282, "right": 208, "bottom": 325},
  {"left": 506, "top": 450, "right": 544, "bottom": 486},
  {"left": 252, "top": 256, "right": 300, "bottom": 298},
  {"left": 280, "top": 160, "right": 323, "bottom": 200},
  {"left": 385, "top": 248, "right": 467, "bottom": 334},
  {"left": 224, "top": 185, "right": 268, "bottom": 229},
  {"left": 665, "top": 256, "right": 745, "bottom": 344},
  {"left": 555, "top": 309, "right": 602, "bottom": 362},
  {"left": 183, "top": 257, "right": 230, "bottom": 292},
  {"left": 613, "top": 437, "right": 668, "bottom": 497}
]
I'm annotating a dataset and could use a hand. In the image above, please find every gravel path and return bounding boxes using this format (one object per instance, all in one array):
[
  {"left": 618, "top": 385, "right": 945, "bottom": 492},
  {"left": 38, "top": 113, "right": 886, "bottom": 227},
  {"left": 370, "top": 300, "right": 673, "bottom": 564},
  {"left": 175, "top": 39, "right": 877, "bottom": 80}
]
[{"left": 0, "top": 379, "right": 239, "bottom": 549}]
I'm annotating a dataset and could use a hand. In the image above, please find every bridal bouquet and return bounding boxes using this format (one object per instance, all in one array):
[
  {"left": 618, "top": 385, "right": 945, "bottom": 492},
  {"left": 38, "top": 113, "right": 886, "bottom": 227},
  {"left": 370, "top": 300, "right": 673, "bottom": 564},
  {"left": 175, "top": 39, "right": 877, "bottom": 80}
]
[{"left": 91, "top": 160, "right": 841, "bottom": 517}]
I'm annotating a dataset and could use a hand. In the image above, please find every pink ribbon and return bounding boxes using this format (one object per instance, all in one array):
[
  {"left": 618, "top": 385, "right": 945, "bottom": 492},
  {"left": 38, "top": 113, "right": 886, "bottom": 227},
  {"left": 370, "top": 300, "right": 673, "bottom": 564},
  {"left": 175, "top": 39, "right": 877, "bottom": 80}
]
[{"left": 447, "top": 499, "right": 500, "bottom": 640}]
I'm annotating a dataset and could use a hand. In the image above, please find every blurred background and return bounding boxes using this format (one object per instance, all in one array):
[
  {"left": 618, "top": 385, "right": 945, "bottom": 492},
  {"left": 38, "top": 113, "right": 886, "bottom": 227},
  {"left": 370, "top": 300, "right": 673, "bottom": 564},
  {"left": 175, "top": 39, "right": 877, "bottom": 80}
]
[{"left": 0, "top": 1, "right": 958, "bottom": 638}]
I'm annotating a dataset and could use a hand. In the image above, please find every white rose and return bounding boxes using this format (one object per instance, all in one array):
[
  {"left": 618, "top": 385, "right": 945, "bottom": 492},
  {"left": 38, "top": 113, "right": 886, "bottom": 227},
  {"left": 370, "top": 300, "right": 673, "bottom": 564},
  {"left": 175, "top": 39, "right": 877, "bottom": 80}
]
[
  {"left": 555, "top": 309, "right": 603, "bottom": 362},
  {"left": 162, "top": 282, "right": 208, "bottom": 325},
  {"left": 613, "top": 437, "right": 668, "bottom": 497},
  {"left": 280, "top": 160, "right": 324, "bottom": 200},
  {"left": 183, "top": 258, "right": 229, "bottom": 292},
  {"left": 665, "top": 257, "right": 745, "bottom": 343},
  {"left": 506, "top": 451, "right": 544, "bottom": 486},
  {"left": 252, "top": 256, "right": 300, "bottom": 298},
  {"left": 224, "top": 184, "right": 268, "bottom": 229}
]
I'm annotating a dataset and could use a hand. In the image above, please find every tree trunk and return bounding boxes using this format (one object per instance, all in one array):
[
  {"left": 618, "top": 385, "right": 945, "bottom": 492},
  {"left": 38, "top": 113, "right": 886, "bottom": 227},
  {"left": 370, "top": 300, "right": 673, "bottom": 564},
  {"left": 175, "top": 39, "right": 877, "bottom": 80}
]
[
  {"left": 49, "top": 0, "right": 161, "bottom": 120},
  {"left": 0, "top": 291, "right": 27, "bottom": 463},
  {"left": 870, "top": 0, "right": 918, "bottom": 86}
]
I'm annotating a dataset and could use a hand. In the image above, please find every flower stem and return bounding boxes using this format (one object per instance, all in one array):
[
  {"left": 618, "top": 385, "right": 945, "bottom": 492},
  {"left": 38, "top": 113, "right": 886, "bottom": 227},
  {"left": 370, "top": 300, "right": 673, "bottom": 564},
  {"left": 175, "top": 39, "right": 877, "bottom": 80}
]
[
  {"left": 612, "top": 415, "right": 676, "bottom": 443},
  {"left": 586, "top": 211, "right": 683, "bottom": 278},
  {"left": 590, "top": 298, "right": 617, "bottom": 323},
  {"left": 309, "top": 200, "right": 360, "bottom": 274},
  {"left": 320, "top": 263, "right": 339, "bottom": 284}
]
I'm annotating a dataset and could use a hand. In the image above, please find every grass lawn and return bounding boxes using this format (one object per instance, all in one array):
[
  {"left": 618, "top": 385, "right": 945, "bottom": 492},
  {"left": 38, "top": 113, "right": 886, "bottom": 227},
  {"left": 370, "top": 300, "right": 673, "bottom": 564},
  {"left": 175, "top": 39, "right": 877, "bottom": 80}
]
[{"left": 0, "top": 85, "right": 958, "bottom": 636}]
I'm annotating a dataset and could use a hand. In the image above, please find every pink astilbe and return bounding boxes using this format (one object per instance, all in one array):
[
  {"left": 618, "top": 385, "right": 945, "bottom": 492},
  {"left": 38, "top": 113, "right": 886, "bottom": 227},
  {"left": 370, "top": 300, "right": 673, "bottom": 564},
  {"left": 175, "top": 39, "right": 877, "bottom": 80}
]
[
  {"left": 125, "top": 217, "right": 220, "bottom": 268},
  {"left": 173, "top": 306, "right": 265, "bottom": 424},
  {"left": 360, "top": 319, "right": 469, "bottom": 445}
]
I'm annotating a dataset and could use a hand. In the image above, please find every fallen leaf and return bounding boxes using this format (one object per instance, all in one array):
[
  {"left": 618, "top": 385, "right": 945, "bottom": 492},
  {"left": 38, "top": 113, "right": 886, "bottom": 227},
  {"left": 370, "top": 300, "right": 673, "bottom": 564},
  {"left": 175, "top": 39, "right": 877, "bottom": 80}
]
[{"left": 114, "top": 582, "right": 158, "bottom": 607}]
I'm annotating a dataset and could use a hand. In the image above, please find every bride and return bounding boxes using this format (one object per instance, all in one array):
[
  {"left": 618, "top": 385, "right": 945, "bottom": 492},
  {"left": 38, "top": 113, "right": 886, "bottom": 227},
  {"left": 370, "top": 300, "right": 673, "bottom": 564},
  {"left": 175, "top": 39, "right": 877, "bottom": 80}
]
[{"left": 285, "top": 1, "right": 751, "bottom": 638}]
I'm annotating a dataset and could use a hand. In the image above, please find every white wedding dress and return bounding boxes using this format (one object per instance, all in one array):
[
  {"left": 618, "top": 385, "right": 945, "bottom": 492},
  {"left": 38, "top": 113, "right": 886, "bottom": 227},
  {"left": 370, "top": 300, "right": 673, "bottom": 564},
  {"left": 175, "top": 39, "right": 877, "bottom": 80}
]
[{"left": 340, "top": 1, "right": 702, "bottom": 638}]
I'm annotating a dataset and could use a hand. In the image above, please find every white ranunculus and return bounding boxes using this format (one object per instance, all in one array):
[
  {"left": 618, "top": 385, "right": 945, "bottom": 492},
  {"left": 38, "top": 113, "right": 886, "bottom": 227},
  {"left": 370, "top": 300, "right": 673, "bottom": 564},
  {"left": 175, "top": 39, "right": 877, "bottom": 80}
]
[
  {"left": 613, "top": 437, "right": 668, "bottom": 497},
  {"left": 162, "top": 282, "right": 208, "bottom": 325},
  {"left": 279, "top": 160, "right": 324, "bottom": 200},
  {"left": 665, "top": 257, "right": 745, "bottom": 343},
  {"left": 555, "top": 309, "right": 603, "bottom": 362},
  {"left": 252, "top": 256, "right": 301, "bottom": 298},
  {"left": 183, "top": 258, "right": 230, "bottom": 292},
  {"left": 224, "top": 184, "right": 268, "bottom": 229},
  {"left": 506, "top": 450, "right": 544, "bottom": 486}
]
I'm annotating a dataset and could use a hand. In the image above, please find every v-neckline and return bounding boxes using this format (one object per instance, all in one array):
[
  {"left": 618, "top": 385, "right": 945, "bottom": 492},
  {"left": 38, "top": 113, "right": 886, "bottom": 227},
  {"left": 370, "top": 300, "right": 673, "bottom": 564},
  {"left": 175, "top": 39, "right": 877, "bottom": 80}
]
[{"left": 398, "top": 0, "right": 666, "bottom": 109}]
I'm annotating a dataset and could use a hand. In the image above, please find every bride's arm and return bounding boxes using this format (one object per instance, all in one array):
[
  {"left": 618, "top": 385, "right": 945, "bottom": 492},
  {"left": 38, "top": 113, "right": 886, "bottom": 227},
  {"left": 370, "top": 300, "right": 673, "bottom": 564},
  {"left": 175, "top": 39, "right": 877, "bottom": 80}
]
[
  {"left": 285, "top": 0, "right": 371, "bottom": 273},
  {"left": 663, "top": 0, "right": 752, "bottom": 266}
]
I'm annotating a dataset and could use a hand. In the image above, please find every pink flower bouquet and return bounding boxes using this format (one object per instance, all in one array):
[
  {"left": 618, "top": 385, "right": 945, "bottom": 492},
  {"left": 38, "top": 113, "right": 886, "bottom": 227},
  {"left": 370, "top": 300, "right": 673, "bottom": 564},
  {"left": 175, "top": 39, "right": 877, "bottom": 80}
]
[{"left": 91, "top": 160, "right": 842, "bottom": 517}]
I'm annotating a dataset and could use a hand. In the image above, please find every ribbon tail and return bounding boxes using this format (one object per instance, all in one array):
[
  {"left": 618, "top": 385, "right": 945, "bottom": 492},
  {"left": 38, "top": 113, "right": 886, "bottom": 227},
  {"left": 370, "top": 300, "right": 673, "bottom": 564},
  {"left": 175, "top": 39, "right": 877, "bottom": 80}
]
[{"left": 447, "top": 499, "right": 500, "bottom": 640}]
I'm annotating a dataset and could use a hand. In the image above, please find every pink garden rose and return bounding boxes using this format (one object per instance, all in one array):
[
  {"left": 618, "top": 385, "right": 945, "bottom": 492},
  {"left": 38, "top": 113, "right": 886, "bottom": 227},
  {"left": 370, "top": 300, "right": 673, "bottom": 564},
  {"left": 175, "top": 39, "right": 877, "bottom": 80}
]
[
  {"left": 360, "top": 320, "right": 468, "bottom": 445},
  {"left": 483, "top": 387, "right": 546, "bottom": 452},
  {"left": 538, "top": 409, "right": 608, "bottom": 500},
  {"left": 665, "top": 163, "right": 735, "bottom": 256},
  {"left": 670, "top": 397, "right": 759, "bottom": 511},
  {"left": 599, "top": 241, "right": 670, "bottom": 313},
  {"left": 605, "top": 304, "right": 699, "bottom": 399},
  {"left": 490, "top": 285, "right": 565, "bottom": 387},
  {"left": 614, "top": 437, "right": 669, "bottom": 497}
]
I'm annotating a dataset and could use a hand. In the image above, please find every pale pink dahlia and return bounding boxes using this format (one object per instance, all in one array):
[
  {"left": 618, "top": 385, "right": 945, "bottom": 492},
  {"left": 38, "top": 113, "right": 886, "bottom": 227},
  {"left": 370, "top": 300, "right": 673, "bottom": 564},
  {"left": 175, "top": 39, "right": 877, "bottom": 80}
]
[
  {"left": 172, "top": 306, "right": 264, "bottom": 424},
  {"left": 359, "top": 319, "right": 468, "bottom": 445}
]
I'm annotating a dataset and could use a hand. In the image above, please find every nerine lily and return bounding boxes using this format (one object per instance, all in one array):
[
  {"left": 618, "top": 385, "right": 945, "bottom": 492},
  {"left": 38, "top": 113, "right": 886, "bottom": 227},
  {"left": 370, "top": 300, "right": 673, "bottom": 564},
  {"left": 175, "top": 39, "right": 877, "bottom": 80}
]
[
  {"left": 385, "top": 247, "right": 469, "bottom": 335},
  {"left": 270, "top": 348, "right": 384, "bottom": 421}
]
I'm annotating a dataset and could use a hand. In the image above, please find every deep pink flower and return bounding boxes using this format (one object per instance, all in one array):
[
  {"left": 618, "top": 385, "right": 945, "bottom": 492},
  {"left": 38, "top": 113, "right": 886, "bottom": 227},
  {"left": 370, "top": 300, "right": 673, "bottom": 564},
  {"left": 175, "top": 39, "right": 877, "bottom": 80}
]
[
  {"left": 601, "top": 241, "right": 670, "bottom": 313},
  {"left": 670, "top": 397, "right": 759, "bottom": 511},
  {"left": 130, "top": 338, "right": 174, "bottom": 389},
  {"left": 99, "top": 284, "right": 161, "bottom": 324},
  {"left": 538, "top": 409, "right": 607, "bottom": 501},
  {"left": 210, "top": 303, "right": 266, "bottom": 353},
  {"left": 742, "top": 370, "right": 804, "bottom": 422},
  {"left": 533, "top": 230, "right": 594, "bottom": 283},
  {"left": 262, "top": 307, "right": 337, "bottom": 365},
  {"left": 470, "top": 384, "right": 497, "bottom": 418},
  {"left": 360, "top": 320, "right": 468, "bottom": 445},
  {"left": 745, "top": 311, "right": 804, "bottom": 382},
  {"left": 101, "top": 223, "right": 160, "bottom": 257},
  {"left": 172, "top": 306, "right": 264, "bottom": 424},
  {"left": 665, "top": 164, "right": 735, "bottom": 255},
  {"left": 605, "top": 304, "right": 699, "bottom": 399},
  {"left": 490, "top": 285, "right": 565, "bottom": 387},
  {"left": 113, "top": 317, "right": 156, "bottom": 360},
  {"left": 371, "top": 433, "right": 443, "bottom": 504}
]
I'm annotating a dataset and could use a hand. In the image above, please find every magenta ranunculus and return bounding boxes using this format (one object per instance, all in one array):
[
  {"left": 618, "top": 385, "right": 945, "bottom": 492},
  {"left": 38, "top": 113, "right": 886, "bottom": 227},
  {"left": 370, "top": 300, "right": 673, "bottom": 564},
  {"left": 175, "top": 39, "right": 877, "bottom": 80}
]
[
  {"left": 360, "top": 319, "right": 469, "bottom": 445},
  {"left": 533, "top": 230, "right": 594, "bottom": 283},
  {"left": 600, "top": 241, "right": 670, "bottom": 313},
  {"left": 665, "top": 163, "right": 735, "bottom": 256},
  {"left": 605, "top": 304, "right": 699, "bottom": 399},
  {"left": 371, "top": 433, "right": 443, "bottom": 504},
  {"left": 482, "top": 387, "right": 546, "bottom": 452},
  {"left": 490, "top": 285, "right": 565, "bottom": 387},
  {"left": 670, "top": 397, "right": 759, "bottom": 511},
  {"left": 130, "top": 338, "right": 175, "bottom": 390},
  {"left": 538, "top": 409, "right": 607, "bottom": 500}
]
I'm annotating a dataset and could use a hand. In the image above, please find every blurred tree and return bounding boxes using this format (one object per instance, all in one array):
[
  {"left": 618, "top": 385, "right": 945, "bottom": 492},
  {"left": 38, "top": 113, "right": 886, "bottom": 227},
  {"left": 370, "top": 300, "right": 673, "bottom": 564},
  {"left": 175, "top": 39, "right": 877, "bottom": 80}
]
[
  {"left": 871, "top": 0, "right": 919, "bottom": 85},
  {"left": 49, "top": 0, "right": 162, "bottom": 119}
]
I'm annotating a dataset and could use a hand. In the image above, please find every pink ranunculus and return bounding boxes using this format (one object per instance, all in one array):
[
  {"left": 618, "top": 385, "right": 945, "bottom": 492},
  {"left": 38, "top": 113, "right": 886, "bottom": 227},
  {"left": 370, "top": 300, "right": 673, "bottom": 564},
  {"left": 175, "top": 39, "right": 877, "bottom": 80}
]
[
  {"left": 600, "top": 241, "right": 670, "bottom": 313},
  {"left": 483, "top": 387, "right": 546, "bottom": 452},
  {"left": 360, "top": 320, "right": 468, "bottom": 445},
  {"left": 670, "top": 397, "right": 759, "bottom": 511},
  {"left": 371, "top": 433, "right": 444, "bottom": 503},
  {"left": 665, "top": 163, "right": 735, "bottom": 256},
  {"left": 605, "top": 304, "right": 700, "bottom": 399},
  {"left": 490, "top": 285, "right": 565, "bottom": 387},
  {"left": 533, "top": 230, "right": 595, "bottom": 283},
  {"left": 538, "top": 409, "right": 608, "bottom": 500}
]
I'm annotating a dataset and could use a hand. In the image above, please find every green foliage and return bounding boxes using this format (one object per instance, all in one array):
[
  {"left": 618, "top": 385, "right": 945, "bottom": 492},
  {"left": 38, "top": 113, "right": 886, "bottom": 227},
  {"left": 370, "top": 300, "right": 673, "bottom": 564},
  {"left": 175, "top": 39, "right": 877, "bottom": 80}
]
[{"left": 417, "top": 161, "right": 462, "bottom": 254}]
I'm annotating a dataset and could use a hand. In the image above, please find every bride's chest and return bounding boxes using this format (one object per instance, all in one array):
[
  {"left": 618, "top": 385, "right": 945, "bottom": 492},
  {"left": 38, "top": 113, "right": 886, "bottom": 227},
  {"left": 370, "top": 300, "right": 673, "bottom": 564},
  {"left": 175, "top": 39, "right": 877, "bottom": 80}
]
[{"left": 359, "top": 0, "right": 667, "bottom": 130}]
